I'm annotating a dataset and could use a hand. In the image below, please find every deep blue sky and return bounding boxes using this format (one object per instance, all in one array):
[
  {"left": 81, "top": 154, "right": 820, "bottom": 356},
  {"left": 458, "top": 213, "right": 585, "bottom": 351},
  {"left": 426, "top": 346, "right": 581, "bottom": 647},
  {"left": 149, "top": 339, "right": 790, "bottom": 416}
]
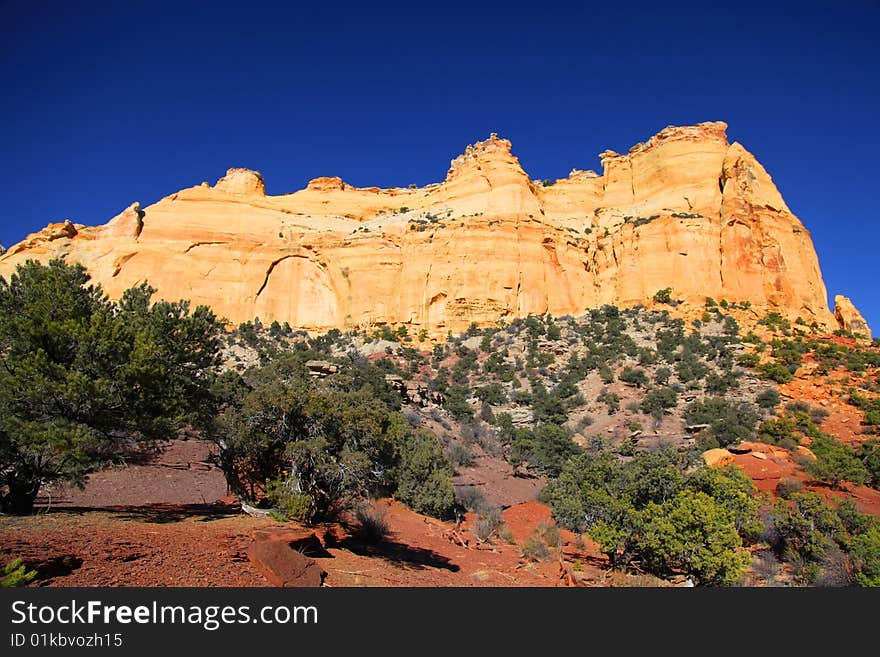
[{"left": 2, "top": 1, "right": 877, "bottom": 328}]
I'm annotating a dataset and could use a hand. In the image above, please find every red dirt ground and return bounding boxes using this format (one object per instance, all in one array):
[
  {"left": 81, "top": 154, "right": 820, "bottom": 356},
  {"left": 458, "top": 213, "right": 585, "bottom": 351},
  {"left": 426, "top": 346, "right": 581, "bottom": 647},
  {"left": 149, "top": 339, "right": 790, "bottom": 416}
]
[
  {"left": 41, "top": 439, "right": 228, "bottom": 508},
  {"left": 779, "top": 374, "right": 869, "bottom": 447},
  {"left": 1, "top": 498, "right": 612, "bottom": 587},
  {"left": 0, "top": 439, "right": 607, "bottom": 587},
  {"left": 732, "top": 449, "right": 880, "bottom": 515}
]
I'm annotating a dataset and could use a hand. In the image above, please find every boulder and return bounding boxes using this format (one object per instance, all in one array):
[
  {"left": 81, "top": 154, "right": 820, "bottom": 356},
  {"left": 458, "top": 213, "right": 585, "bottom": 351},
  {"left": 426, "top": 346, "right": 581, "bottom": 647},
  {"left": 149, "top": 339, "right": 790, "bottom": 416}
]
[
  {"left": 685, "top": 423, "right": 711, "bottom": 434},
  {"left": 702, "top": 448, "right": 735, "bottom": 468},
  {"left": 250, "top": 528, "right": 331, "bottom": 557},
  {"left": 795, "top": 445, "right": 817, "bottom": 462},
  {"left": 305, "top": 359, "right": 338, "bottom": 377},
  {"left": 246, "top": 540, "right": 325, "bottom": 587}
]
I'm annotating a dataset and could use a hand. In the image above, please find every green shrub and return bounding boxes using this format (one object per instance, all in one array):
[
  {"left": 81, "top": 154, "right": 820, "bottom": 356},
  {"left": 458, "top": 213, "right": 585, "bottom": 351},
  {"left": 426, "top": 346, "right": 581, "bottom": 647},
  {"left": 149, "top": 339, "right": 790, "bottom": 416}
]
[
  {"left": 354, "top": 502, "right": 391, "bottom": 542},
  {"left": 619, "top": 367, "right": 649, "bottom": 388},
  {"left": 474, "top": 383, "right": 507, "bottom": 405},
  {"left": 759, "top": 312, "right": 791, "bottom": 332},
  {"left": 776, "top": 477, "right": 805, "bottom": 499},
  {"left": 597, "top": 390, "right": 621, "bottom": 414},
  {"left": 510, "top": 423, "right": 578, "bottom": 477},
  {"left": 394, "top": 429, "right": 455, "bottom": 518},
  {"left": 857, "top": 440, "right": 880, "bottom": 488},
  {"left": 473, "top": 507, "right": 507, "bottom": 542},
  {"left": 0, "top": 260, "right": 223, "bottom": 514},
  {"left": 758, "top": 361, "right": 794, "bottom": 383},
  {"left": 704, "top": 370, "right": 740, "bottom": 394},
  {"left": 640, "top": 387, "right": 678, "bottom": 418},
  {"left": 756, "top": 388, "right": 780, "bottom": 410},
  {"left": 770, "top": 340, "right": 805, "bottom": 373},
  {"left": 637, "top": 348, "right": 658, "bottom": 366},
  {"left": 684, "top": 398, "right": 759, "bottom": 447},
  {"left": 695, "top": 433, "right": 720, "bottom": 451},
  {"left": 736, "top": 352, "right": 761, "bottom": 368},
  {"left": 676, "top": 354, "right": 708, "bottom": 384},
  {"left": 637, "top": 491, "right": 750, "bottom": 586},
  {"left": 265, "top": 479, "right": 314, "bottom": 522},
  {"left": 685, "top": 466, "right": 763, "bottom": 540},
  {"left": 767, "top": 492, "right": 880, "bottom": 585},
  {"left": 806, "top": 435, "right": 870, "bottom": 489},
  {"left": 653, "top": 288, "right": 673, "bottom": 304},
  {"left": 541, "top": 450, "right": 757, "bottom": 585},
  {"left": 849, "top": 525, "right": 880, "bottom": 587},
  {"left": 447, "top": 442, "right": 475, "bottom": 468},
  {"left": 742, "top": 331, "right": 763, "bottom": 344},
  {"left": 521, "top": 535, "right": 552, "bottom": 562},
  {"left": 455, "top": 485, "right": 487, "bottom": 513},
  {"left": 443, "top": 385, "right": 474, "bottom": 421},
  {"left": 770, "top": 492, "right": 843, "bottom": 582},
  {"left": 1, "top": 558, "right": 36, "bottom": 588},
  {"left": 220, "top": 362, "right": 454, "bottom": 522},
  {"left": 654, "top": 367, "right": 672, "bottom": 386},
  {"left": 757, "top": 416, "right": 798, "bottom": 445}
]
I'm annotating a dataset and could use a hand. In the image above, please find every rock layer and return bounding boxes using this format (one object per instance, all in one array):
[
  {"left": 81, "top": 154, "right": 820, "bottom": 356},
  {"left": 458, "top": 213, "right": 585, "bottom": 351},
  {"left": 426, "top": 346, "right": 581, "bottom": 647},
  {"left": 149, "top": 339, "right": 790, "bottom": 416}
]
[{"left": 0, "top": 122, "right": 841, "bottom": 333}]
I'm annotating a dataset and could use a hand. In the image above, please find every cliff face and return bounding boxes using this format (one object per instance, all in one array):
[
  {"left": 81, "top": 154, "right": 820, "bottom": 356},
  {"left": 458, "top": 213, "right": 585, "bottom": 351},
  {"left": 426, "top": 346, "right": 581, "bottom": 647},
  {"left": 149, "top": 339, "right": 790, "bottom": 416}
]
[{"left": 0, "top": 122, "right": 843, "bottom": 333}]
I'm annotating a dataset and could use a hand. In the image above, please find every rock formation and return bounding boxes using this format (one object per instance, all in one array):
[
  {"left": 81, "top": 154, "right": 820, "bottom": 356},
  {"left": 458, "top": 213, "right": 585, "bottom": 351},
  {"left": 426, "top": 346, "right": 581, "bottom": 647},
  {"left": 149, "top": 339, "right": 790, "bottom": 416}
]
[
  {"left": 0, "top": 122, "right": 849, "bottom": 334},
  {"left": 834, "top": 295, "right": 872, "bottom": 339}
]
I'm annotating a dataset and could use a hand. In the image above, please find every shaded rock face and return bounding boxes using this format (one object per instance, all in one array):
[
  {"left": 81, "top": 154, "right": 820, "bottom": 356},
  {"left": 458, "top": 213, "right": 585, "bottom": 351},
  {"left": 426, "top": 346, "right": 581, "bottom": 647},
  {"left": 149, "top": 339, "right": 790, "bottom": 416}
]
[
  {"left": 834, "top": 295, "right": 872, "bottom": 339},
  {"left": 0, "top": 122, "right": 837, "bottom": 333}
]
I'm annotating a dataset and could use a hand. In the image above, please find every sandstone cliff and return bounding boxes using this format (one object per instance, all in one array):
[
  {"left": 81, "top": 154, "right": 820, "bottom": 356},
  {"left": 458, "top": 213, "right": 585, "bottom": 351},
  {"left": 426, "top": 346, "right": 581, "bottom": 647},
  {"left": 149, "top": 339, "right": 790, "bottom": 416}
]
[{"left": 0, "top": 122, "right": 846, "bottom": 334}]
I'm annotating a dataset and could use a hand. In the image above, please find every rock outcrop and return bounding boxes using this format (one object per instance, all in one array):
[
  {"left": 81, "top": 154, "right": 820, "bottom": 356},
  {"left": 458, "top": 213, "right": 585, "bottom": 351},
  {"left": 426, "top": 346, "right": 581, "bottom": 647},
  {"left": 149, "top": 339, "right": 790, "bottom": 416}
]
[
  {"left": 702, "top": 448, "right": 735, "bottom": 468},
  {"left": 834, "top": 295, "right": 872, "bottom": 339},
  {"left": 246, "top": 537, "right": 325, "bottom": 587},
  {"left": 0, "top": 122, "right": 841, "bottom": 334}
]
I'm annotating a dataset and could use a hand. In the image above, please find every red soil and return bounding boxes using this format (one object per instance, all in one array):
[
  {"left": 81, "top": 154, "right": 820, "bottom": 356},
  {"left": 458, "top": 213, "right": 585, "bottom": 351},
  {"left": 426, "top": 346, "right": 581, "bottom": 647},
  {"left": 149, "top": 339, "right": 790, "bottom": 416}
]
[
  {"left": 732, "top": 447, "right": 880, "bottom": 517},
  {"left": 41, "top": 439, "right": 228, "bottom": 508},
  {"left": 779, "top": 375, "right": 868, "bottom": 447},
  {"left": 0, "top": 439, "right": 605, "bottom": 587}
]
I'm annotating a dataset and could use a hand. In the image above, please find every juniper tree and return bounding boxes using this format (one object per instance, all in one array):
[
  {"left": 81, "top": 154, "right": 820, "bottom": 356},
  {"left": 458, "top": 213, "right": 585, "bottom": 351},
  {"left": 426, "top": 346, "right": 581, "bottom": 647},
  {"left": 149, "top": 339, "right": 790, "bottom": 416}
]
[{"left": 0, "top": 260, "right": 222, "bottom": 513}]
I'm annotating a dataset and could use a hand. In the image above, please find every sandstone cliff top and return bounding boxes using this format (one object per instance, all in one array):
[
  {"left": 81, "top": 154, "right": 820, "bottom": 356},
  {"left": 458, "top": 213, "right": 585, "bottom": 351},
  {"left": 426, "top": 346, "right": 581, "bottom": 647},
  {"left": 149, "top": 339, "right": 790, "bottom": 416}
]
[
  {"left": 600, "top": 121, "right": 729, "bottom": 163},
  {"left": 215, "top": 168, "right": 266, "bottom": 195},
  {"left": 202, "top": 122, "right": 734, "bottom": 198}
]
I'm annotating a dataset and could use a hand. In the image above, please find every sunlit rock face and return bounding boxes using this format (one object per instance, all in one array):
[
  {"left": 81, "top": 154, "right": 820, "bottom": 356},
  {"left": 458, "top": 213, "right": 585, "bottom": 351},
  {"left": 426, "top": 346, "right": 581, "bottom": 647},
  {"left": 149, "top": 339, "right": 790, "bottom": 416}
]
[
  {"left": 834, "top": 295, "right": 872, "bottom": 339},
  {"left": 0, "top": 122, "right": 840, "bottom": 334}
]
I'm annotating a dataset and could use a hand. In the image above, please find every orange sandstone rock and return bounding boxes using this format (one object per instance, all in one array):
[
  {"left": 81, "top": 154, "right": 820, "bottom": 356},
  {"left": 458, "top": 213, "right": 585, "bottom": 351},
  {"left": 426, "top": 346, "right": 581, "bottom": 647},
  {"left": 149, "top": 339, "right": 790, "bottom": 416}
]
[
  {"left": 702, "top": 448, "right": 735, "bottom": 468},
  {"left": 0, "top": 122, "right": 841, "bottom": 334},
  {"left": 834, "top": 295, "right": 872, "bottom": 339}
]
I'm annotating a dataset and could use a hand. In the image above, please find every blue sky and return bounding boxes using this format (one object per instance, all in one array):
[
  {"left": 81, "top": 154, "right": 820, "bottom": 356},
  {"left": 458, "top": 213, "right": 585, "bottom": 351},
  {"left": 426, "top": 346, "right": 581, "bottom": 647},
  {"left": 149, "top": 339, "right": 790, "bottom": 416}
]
[{"left": 1, "top": 1, "right": 877, "bottom": 328}]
